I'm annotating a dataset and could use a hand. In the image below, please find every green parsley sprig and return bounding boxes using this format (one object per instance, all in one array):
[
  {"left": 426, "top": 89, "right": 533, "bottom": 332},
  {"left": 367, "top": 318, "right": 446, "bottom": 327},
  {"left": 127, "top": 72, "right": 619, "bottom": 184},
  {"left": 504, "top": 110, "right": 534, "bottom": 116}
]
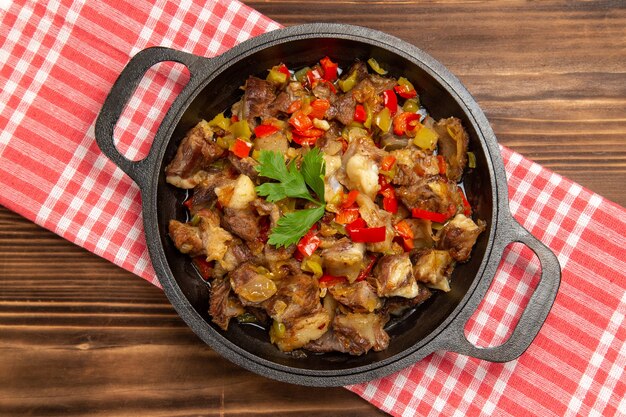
[{"left": 255, "top": 149, "right": 326, "bottom": 247}]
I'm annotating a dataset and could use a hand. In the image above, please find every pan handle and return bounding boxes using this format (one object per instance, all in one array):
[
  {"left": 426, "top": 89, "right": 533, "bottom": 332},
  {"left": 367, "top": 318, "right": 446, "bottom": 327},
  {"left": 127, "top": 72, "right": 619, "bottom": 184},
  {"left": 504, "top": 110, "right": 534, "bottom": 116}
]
[
  {"left": 95, "top": 46, "right": 200, "bottom": 186},
  {"left": 442, "top": 217, "right": 561, "bottom": 362}
]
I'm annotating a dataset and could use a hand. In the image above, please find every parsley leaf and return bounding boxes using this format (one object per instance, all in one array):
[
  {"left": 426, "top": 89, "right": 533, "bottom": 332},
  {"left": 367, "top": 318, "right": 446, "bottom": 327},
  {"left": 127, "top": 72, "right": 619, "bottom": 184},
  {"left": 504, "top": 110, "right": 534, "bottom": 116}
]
[
  {"left": 254, "top": 149, "right": 327, "bottom": 247},
  {"left": 301, "top": 147, "right": 325, "bottom": 201},
  {"left": 267, "top": 205, "right": 326, "bottom": 248},
  {"left": 255, "top": 151, "right": 314, "bottom": 202}
]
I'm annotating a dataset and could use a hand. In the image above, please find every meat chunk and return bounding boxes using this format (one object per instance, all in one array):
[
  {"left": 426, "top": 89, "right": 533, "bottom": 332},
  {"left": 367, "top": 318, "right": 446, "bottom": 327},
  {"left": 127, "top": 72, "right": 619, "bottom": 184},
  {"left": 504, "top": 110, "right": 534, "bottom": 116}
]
[
  {"left": 352, "top": 74, "right": 396, "bottom": 113},
  {"left": 332, "top": 92, "right": 356, "bottom": 125},
  {"left": 227, "top": 153, "right": 259, "bottom": 179},
  {"left": 320, "top": 238, "right": 366, "bottom": 283},
  {"left": 263, "top": 273, "right": 321, "bottom": 323},
  {"left": 268, "top": 91, "right": 292, "bottom": 115},
  {"left": 240, "top": 76, "right": 276, "bottom": 126},
  {"left": 436, "top": 214, "right": 486, "bottom": 262},
  {"left": 372, "top": 253, "right": 420, "bottom": 298},
  {"left": 168, "top": 220, "right": 204, "bottom": 257},
  {"left": 396, "top": 176, "right": 462, "bottom": 213},
  {"left": 433, "top": 117, "right": 469, "bottom": 182},
  {"left": 384, "top": 284, "right": 432, "bottom": 317},
  {"left": 187, "top": 165, "right": 238, "bottom": 214},
  {"left": 221, "top": 207, "right": 260, "bottom": 243},
  {"left": 412, "top": 249, "right": 454, "bottom": 292},
  {"left": 165, "top": 120, "right": 225, "bottom": 188},
  {"left": 356, "top": 193, "right": 397, "bottom": 254},
  {"left": 303, "top": 328, "right": 347, "bottom": 353},
  {"left": 209, "top": 277, "right": 245, "bottom": 331},
  {"left": 332, "top": 312, "right": 390, "bottom": 355},
  {"left": 270, "top": 309, "right": 331, "bottom": 352},
  {"left": 229, "top": 262, "right": 277, "bottom": 305},
  {"left": 402, "top": 218, "right": 436, "bottom": 249},
  {"left": 219, "top": 239, "right": 254, "bottom": 272},
  {"left": 329, "top": 280, "right": 382, "bottom": 313}
]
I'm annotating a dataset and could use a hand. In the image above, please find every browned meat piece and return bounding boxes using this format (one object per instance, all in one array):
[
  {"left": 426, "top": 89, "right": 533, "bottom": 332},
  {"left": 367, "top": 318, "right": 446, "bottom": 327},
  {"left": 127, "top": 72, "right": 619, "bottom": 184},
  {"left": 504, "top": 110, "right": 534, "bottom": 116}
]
[
  {"left": 241, "top": 76, "right": 276, "bottom": 126},
  {"left": 268, "top": 91, "right": 291, "bottom": 114},
  {"left": 433, "top": 117, "right": 469, "bottom": 182},
  {"left": 227, "top": 153, "right": 259, "bottom": 179},
  {"left": 392, "top": 163, "right": 420, "bottom": 186},
  {"left": 384, "top": 284, "right": 432, "bottom": 317},
  {"left": 303, "top": 328, "right": 347, "bottom": 353},
  {"left": 263, "top": 273, "right": 321, "bottom": 323},
  {"left": 221, "top": 207, "right": 260, "bottom": 243},
  {"left": 229, "top": 262, "right": 277, "bottom": 305},
  {"left": 222, "top": 238, "right": 254, "bottom": 269},
  {"left": 320, "top": 238, "right": 366, "bottom": 282},
  {"left": 411, "top": 249, "right": 454, "bottom": 292},
  {"left": 168, "top": 220, "right": 204, "bottom": 257},
  {"left": 436, "top": 214, "right": 486, "bottom": 262},
  {"left": 372, "top": 253, "right": 420, "bottom": 298},
  {"left": 317, "top": 121, "right": 343, "bottom": 155},
  {"left": 396, "top": 176, "right": 462, "bottom": 213},
  {"left": 352, "top": 75, "right": 396, "bottom": 113},
  {"left": 262, "top": 243, "right": 298, "bottom": 279},
  {"left": 165, "top": 120, "right": 225, "bottom": 188},
  {"left": 312, "top": 80, "right": 334, "bottom": 100},
  {"left": 251, "top": 198, "right": 281, "bottom": 229},
  {"left": 187, "top": 165, "right": 239, "bottom": 214},
  {"left": 345, "top": 61, "right": 369, "bottom": 84},
  {"left": 270, "top": 309, "right": 331, "bottom": 352},
  {"left": 209, "top": 277, "right": 245, "bottom": 330},
  {"left": 332, "top": 312, "right": 390, "bottom": 355},
  {"left": 332, "top": 92, "right": 356, "bottom": 125},
  {"left": 329, "top": 280, "right": 382, "bottom": 313}
]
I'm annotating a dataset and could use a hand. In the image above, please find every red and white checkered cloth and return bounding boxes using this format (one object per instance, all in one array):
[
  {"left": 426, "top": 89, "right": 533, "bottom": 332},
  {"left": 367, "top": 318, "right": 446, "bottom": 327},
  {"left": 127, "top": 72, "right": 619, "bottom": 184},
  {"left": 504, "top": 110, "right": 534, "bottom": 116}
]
[{"left": 1, "top": 1, "right": 624, "bottom": 416}]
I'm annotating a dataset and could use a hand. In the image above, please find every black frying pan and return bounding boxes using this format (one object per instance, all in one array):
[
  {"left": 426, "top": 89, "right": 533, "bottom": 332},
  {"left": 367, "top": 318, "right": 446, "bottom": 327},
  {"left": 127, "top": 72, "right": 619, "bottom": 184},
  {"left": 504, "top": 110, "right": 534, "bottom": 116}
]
[{"left": 95, "top": 24, "right": 561, "bottom": 386}]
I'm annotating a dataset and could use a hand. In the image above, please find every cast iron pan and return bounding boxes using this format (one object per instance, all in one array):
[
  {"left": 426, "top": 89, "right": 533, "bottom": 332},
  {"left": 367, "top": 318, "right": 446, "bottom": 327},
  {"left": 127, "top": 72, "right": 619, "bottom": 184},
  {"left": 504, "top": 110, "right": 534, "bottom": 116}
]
[{"left": 95, "top": 24, "right": 561, "bottom": 386}]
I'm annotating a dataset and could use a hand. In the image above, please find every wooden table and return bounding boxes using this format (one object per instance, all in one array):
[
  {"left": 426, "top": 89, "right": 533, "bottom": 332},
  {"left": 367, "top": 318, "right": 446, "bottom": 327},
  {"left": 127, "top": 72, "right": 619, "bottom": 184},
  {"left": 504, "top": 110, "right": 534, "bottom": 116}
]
[{"left": 1, "top": 1, "right": 624, "bottom": 415}]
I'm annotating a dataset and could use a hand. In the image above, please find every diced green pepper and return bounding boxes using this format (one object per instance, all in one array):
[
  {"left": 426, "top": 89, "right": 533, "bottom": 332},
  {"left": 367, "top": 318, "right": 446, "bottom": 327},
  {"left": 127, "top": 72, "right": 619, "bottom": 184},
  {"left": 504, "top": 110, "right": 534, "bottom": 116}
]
[
  {"left": 367, "top": 58, "right": 388, "bottom": 75},
  {"left": 413, "top": 126, "right": 438, "bottom": 150},
  {"left": 402, "top": 98, "right": 420, "bottom": 113},
  {"left": 236, "top": 312, "right": 258, "bottom": 324},
  {"left": 267, "top": 68, "right": 288, "bottom": 85},
  {"left": 207, "top": 112, "right": 231, "bottom": 131},
  {"left": 363, "top": 102, "right": 373, "bottom": 129},
  {"left": 228, "top": 120, "right": 251, "bottom": 140},
  {"left": 373, "top": 107, "right": 392, "bottom": 133},
  {"left": 397, "top": 76, "right": 415, "bottom": 90},
  {"left": 294, "top": 66, "right": 311, "bottom": 83},
  {"left": 467, "top": 151, "right": 477, "bottom": 168},
  {"left": 338, "top": 70, "right": 359, "bottom": 92}
]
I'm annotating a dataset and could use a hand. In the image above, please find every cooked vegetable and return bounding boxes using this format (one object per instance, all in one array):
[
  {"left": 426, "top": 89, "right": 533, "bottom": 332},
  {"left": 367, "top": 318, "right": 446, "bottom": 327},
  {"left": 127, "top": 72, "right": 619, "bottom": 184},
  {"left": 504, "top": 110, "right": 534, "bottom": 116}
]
[{"left": 166, "top": 56, "right": 484, "bottom": 355}]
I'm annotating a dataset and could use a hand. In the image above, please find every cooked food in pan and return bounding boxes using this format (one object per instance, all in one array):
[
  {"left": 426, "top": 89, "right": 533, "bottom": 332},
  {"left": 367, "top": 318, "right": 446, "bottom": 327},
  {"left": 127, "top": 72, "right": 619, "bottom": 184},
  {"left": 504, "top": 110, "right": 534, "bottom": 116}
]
[{"left": 165, "top": 56, "right": 485, "bottom": 355}]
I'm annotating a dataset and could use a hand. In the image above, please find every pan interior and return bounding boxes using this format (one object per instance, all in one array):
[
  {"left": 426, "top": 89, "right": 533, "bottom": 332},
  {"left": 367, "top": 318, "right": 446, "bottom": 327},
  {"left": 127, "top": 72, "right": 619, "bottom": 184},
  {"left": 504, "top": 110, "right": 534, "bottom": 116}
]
[{"left": 156, "top": 37, "right": 493, "bottom": 371}]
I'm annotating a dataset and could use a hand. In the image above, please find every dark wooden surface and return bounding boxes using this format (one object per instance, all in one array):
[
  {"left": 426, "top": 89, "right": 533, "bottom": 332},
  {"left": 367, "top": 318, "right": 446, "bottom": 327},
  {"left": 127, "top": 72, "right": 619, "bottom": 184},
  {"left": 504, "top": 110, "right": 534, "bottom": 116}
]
[{"left": 1, "top": 1, "right": 625, "bottom": 416}]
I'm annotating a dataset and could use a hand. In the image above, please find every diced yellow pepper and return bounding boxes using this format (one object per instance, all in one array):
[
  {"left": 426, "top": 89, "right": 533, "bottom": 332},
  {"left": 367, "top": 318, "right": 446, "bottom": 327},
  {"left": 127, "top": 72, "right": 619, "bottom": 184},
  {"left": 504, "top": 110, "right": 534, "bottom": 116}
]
[
  {"left": 374, "top": 107, "right": 392, "bottom": 133},
  {"left": 338, "top": 70, "right": 358, "bottom": 92},
  {"left": 228, "top": 120, "right": 251, "bottom": 140},
  {"left": 402, "top": 98, "right": 420, "bottom": 113},
  {"left": 367, "top": 58, "right": 388, "bottom": 75},
  {"left": 413, "top": 126, "right": 438, "bottom": 150},
  {"left": 207, "top": 112, "right": 231, "bottom": 131},
  {"left": 397, "top": 76, "right": 415, "bottom": 90}
]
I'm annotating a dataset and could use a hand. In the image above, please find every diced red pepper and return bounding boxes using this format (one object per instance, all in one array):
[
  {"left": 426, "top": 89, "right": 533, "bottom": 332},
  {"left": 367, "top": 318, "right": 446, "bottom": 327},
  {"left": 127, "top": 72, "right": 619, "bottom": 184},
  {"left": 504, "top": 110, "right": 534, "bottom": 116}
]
[
  {"left": 319, "top": 274, "right": 348, "bottom": 287},
  {"left": 306, "top": 68, "right": 322, "bottom": 87},
  {"left": 353, "top": 104, "right": 367, "bottom": 123},
  {"left": 295, "top": 127, "right": 325, "bottom": 138},
  {"left": 341, "top": 190, "right": 360, "bottom": 209},
  {"left": 437, "top": 155, "right": 447, "bottom": 175},
  {"left": 297, "top": 227, "right": 321, "bottom": 257},
  {"left": 394, "top": 220, "right": 414, "bottom": 240},
  {"left": 459, "top": 188, "right": 472, "bottom": 216},
  {"left": 356, "top": 254, "right": 377, "bottom": 282},
  {"left": 289, "top": 110, "right": 314, "bottom": 132},
  {"left": 320, "top": 56, "right": 338, "bottom": 81},
  {"left": 381, "top": 155, "right": 397, "bottom": 171},
  {"left": 382, "top": 89, "right": 398, "bottom": 115},
  {"left": 231, "top": 138, "right": 252, "bottom": 158},
  {"left": 231, "top": 115, "right": 239, "bottom": 122},
  {"left": 348, "top": 226, "right": 387, "bottom": 243},
  {"left": 393, "top": 112, "right": 421, "bottom": 136},
  {"left": 277, "top": 63, "right": 290, "bottom": 77},
  {"left": 383, "top": 197, "right": 398, "bottom": 213},
  {"left": 291, "top": 132, "right": 319, "bottom": 147},
  {"left": 258, "top": 216, "right": 270, "bottom": 243},
  {"left": 254, "top": 124, "right": 280, "bottom": 138},
  {"left": 335, "top": 207, "right": 360, "bottom": 225},
  {"left": 287, "top": 100, "right": 302, "bottom": 113},
  {"left": 183, "top": 197, "right": 193, "bottom": 210},
  {"left": 345, "top": 217, "right": 367, "bottom": 234},
  {"left": 308, "top": 98, "right": 330, "bottom": 119},
  {"left": 192, "top": 256, "right": 213, "bottom": 280},
  {"left": 411, "top": 204, "right": 456, "bottom": 223},
  {"left": 394, "top": 84, "right": 417, "bottom": 99},
  {"left": 339, "top": 138, "right": 348, "bottom": 152}
]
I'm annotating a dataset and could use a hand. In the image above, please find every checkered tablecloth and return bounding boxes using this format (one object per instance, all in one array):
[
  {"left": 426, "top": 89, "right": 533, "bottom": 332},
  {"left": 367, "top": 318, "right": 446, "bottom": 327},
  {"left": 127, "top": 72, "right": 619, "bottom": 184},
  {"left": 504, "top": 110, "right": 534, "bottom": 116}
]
[{"left": 1, "top": 2, "right": 624, "bottom": 416}]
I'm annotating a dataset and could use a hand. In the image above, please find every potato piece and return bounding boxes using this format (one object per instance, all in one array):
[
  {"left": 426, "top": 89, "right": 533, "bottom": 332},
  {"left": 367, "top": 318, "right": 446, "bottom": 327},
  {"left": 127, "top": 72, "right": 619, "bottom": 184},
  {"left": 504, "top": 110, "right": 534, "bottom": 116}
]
[{"left": 215, "top": 174, "right": 257, "bottom": 209}]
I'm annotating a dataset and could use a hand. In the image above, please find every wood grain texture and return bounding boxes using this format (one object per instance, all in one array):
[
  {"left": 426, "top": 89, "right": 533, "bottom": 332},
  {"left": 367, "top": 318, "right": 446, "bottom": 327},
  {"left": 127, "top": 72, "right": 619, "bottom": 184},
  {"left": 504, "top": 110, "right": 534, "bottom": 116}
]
[{"left": 2, "top": 1, "right": 625, "bottom": 416}]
